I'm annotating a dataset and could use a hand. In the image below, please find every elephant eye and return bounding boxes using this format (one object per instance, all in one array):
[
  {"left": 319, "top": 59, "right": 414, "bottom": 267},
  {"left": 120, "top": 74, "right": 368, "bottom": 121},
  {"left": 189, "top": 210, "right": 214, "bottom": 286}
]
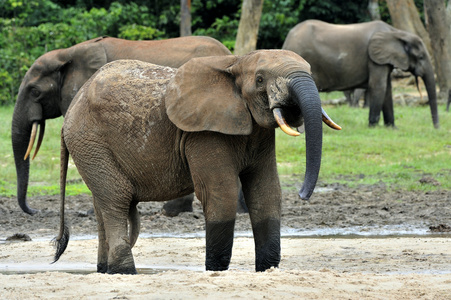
[
  {"left": 256, "top": 75, "right": 264, "bottom": 85},
  {"left": 30, "top": 88, "right": 41, "bottom": 98}
]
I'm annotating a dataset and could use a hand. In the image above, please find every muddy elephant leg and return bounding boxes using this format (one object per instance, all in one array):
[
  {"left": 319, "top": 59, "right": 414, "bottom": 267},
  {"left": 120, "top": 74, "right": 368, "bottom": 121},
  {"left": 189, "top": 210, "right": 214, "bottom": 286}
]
[
  {"left": 93, "top": 197, "right": 108, "bottom": 273},
  {"left": 382, "top": 77, "right": 395, "bottom": 127},
  {"left": 240, "top": 162, "right": 281, "bottom": 272},
  {"left": 187, "top": 142, "right": 240, "bottom": 270},
  {"left": 99, "top": 180, "right": 136, "bottom": 274},
  {"left": 196, "top": 173, "right": 239, "bottom": 271},
  {"left": 75, "top": 151, "right": 137, "bottom": 274}
]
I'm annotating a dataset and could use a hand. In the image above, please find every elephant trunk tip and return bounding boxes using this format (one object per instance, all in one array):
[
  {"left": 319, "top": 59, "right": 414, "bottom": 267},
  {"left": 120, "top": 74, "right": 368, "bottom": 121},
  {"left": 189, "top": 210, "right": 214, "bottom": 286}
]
[
  {"left": 18, "top": 193, "right": 38, "bottom": 215},
  {"left": 298, "top": 188, "right": 312, "bottom": 201}
]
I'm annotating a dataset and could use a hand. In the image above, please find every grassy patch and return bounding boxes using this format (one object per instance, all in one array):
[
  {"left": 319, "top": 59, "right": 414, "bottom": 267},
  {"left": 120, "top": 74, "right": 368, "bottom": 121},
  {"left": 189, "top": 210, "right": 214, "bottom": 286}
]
[
  {"left": 1, "top": 106, "right": 90, "bottom": 197},
  {"left": 1, "top": 100, "right": 450, "bottom": 197},
  {"left": 276, "top": 101, "right": 451, "bottom": 191}
]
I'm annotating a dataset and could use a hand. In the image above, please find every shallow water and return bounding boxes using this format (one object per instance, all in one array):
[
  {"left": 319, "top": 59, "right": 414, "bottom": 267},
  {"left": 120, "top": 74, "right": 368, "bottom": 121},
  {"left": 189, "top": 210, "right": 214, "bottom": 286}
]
[{"left": 0, "top": 262, "right": 203, "bottom": 275}]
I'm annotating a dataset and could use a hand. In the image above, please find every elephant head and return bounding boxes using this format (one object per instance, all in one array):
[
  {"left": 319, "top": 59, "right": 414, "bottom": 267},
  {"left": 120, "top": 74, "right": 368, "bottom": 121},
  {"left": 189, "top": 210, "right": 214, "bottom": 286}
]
[
  {"left": 369, "top": 29, "right": 439, "bottom": 128},
  {"left": 12, "top": 39, "right": 107, "bottom": 215},
  {"left": 166, "top": 50, "right": 341, "bottom": 200}
]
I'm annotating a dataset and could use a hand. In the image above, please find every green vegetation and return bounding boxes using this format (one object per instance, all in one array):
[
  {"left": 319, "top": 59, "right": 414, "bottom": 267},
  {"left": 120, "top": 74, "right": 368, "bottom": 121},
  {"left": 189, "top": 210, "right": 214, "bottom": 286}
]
[
  {"left": 0, "top": 106, "right": 90, "bottom": 197},
  {"left": 276, "top": 101, "right": 451, "bottom": 191},
  {"left": 0, "top": 0, "right": 374, "bottom": 106},
  {"left": 0, "top": 0, "right": 444, "bottom": 198},
  {"left": 1, "top": 102, "right": 449, "bottom": 197}
]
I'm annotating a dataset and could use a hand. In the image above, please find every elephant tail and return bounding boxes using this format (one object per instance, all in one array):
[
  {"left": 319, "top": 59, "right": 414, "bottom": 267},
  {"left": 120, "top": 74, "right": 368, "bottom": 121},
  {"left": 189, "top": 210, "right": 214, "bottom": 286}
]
[{"left": 52, "top": 128, "right": 70, "bottom": 264}]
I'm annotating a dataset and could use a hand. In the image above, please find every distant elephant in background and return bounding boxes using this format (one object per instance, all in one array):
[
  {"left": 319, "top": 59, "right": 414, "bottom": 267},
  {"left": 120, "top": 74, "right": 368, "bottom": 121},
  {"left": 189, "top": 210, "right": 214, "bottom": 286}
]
[
  {"left": 282, "top": 20, "right": 439, "bottom": 129},
  {"left": 344, "top": 89, "right": 366, "bottom": 107},
  {"left": 53, "top": 51, "right": 341, "bottom": 274},
  {"left": 12, "top": 35, "right": 231, "bottom": 215}
]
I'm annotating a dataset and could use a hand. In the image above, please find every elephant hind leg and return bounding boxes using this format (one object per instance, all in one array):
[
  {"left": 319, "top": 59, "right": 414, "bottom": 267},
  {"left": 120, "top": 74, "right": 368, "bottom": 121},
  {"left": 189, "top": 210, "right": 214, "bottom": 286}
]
[
  {"left": 128, "top": 201, "right": 140, "bottom": 248},
  {"left": 382, "top": 78, "right": 395, "bottom": 127},
  {"left": 93, "top": 196, "right": 107, "bottom": 273},
  {"left": 77, "top": 158, "right": 137, "bottom": 274}
]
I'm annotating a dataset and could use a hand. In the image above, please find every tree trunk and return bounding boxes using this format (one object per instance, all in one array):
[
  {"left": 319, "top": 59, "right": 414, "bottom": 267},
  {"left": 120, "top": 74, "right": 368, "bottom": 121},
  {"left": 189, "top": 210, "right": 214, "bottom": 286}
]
[
  {"left": 234, "top": 0, "right": 264, "bottom": 55},
  {"left": 368, "top": 0, "right": 381, "bottom": 20},
  {"left": 386, "top": 0, "right": 433, "bottom": 57},
  {"left": 180, "top": 0, "right": 191, "bottom": 37},
  {"left": 424, "top": 0, "right": 451, "bottom": 100}
]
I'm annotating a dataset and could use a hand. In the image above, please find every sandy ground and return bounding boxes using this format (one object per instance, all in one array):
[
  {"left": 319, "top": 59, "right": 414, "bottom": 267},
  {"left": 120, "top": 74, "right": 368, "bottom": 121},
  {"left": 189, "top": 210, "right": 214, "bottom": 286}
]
[
  {"left": 1, "top": 180, "right": 451, "bottom": 299},
  {"left": 2, "top": 237, "right": 451, "bottom": 299}
]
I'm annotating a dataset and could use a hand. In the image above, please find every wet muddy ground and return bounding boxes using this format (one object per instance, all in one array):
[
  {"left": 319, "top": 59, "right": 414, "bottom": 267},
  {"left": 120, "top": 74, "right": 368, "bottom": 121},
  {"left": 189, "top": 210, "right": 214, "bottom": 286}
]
[
  {"left": 1, "top": 179, "right": 450, "bottom": 240},
  {"left": 1, "top": 180, "right": 451, "bottom": 299}
]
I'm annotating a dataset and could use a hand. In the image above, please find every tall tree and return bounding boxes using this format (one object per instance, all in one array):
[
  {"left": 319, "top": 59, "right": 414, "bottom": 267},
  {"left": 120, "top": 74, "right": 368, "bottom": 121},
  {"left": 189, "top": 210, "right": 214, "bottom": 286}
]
[
  {"left": 386, "top": 0, "right": 433, "bottom": 57},
  {"left": 180, "top": 0, "right": 192, "bottom": 36},
  {"left": 424, "top": 0, "right": 451, "bottom": 100},
  {"left": 234, "top": 0, "right": 264, "bottom": 55}
]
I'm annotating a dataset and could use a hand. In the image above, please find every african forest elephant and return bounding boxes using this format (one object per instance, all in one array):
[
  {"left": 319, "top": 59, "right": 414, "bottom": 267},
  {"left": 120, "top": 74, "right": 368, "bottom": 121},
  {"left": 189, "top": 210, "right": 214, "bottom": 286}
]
[
  {"left": 12, "top": 35, "right": 231, "bottom": 215},
  {"left": 282, "top": 20, "right": 439, "bottom": 129},
  {"left": 53, "top": 51, "right": 341, "bottom": 274}
]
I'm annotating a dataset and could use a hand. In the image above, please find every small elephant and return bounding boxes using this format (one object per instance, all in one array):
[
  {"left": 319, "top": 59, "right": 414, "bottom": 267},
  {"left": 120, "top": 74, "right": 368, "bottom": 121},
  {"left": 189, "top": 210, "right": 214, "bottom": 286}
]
[
  {"left": 12, "top": 35, "right": 231, "bottom": 215},
  {"left": 53, "top": 50, "right": 341, "bottom": 274},
  {"left": 282, "top": 20, "right": 439, "bottom": 129}
]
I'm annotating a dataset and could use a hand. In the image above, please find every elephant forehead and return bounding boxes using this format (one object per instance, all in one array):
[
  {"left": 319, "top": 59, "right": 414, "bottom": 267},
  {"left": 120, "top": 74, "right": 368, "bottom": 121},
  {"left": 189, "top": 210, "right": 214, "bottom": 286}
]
[{"left": 253, "top": 50, "right": 311, "bottom": 73}]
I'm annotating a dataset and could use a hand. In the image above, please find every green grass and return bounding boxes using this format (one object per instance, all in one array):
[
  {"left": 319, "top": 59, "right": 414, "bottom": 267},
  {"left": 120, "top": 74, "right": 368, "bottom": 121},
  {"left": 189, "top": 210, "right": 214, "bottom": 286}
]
[
  {"left": 276, "top": 100, "right": 451, "bottom": 191},
  {"left": 0, "top": 106, "right": 90, "bottom": 197},
  {"left": 1, "top": 100, "right": 450, "bottom": 197}
]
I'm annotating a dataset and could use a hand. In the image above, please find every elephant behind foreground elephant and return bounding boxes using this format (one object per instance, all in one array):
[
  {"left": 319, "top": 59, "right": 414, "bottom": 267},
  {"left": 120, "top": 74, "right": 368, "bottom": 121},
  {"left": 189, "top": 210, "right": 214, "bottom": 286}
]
[
  {"left": 282, "top": 19, "right": 439, "bottom": 129},
  {"left": 11, "top": 35, "right": 232, "bottom": 215},
  {"left": 53, "top": 51, "right": 341, "bottom": 274}
]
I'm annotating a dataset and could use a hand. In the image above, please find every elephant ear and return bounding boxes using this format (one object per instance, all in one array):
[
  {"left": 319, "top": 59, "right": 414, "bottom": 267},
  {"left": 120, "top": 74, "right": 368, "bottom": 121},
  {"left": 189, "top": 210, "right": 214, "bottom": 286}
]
[
  {"left": 368, "top": 31, "right": 409, "bottom": 70},
  {"left": 166, "top": 55, "right": 253, "bottom": 135},
  {"left": 58, "top": 41, "right": 107, "bottom": 115}
]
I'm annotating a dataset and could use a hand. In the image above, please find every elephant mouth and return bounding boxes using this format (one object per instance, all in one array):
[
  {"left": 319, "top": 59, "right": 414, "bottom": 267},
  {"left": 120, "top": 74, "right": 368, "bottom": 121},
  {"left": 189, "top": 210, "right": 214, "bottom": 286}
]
[{"left": 273, "top": 107, "right": 341, "bottom": 136}]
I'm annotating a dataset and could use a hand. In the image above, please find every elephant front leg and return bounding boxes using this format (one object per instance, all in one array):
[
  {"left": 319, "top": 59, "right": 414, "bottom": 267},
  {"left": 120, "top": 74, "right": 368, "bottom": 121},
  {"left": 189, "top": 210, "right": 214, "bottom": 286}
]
[
  {"left": 191, "top": 171, "right": 239, "bottom": 271},
  {"left": 241, "top": 163, "right": 281, "bottom": 272}
]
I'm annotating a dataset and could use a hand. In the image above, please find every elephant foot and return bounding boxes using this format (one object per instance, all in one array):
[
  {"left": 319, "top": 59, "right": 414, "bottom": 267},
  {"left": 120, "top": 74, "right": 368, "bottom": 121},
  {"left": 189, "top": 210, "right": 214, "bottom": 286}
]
[
  {"left": 107, "top": 244, "right": 137, "bottom": 274},
  {"left": 97, "top": 263, "right": 108, "bottom": 273},
  {"left": 384, "top": 123, "right": 397, "bottom": 129},
  {"left": 253, "top": 219, "right": 281, "bottom": 272},
  {"left": 162, "top": 195, "right": 194, "bottom": 217}
]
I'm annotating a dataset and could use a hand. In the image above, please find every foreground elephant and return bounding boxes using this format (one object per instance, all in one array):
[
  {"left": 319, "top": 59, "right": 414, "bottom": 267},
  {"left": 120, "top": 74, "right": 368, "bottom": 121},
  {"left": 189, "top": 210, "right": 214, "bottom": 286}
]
[
  {"left": 53, "top": 51, "right": 341, "bottom": 274},
  {"left": 12, "top": 35, "right": 231, "bottom": 215},
  {"left": 282, "top": 20, "right": 439, "bottom": 129}
]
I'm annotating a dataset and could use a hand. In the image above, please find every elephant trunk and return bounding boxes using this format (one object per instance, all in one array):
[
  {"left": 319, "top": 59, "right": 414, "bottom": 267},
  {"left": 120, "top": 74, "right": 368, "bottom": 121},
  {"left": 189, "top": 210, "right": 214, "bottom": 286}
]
[
  {"left": 11, "top": 104, "right": 42, "bottom": 215},
  {"left": 289, "top": 75, "right": 323, "bottom": 200},
  {"left": 421, "top": 66, "right": 439, "bottom": 129}
]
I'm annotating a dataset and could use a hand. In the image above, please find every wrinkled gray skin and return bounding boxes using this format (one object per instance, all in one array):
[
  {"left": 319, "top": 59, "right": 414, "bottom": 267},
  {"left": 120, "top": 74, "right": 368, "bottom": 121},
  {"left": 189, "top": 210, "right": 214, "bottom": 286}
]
[
  {"left": 54, "top": 51, "right": 339, "bottom": 274},
  {"left": 283, "top": 20, "right": 439, "bottom": 129},
  {"left": 12, "top": 36, "right": 231, "bottom": 215}
]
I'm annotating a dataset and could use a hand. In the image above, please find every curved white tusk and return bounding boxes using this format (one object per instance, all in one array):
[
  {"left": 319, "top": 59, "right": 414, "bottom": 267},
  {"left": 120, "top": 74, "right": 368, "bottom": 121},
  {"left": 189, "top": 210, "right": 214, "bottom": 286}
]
[
  {"left": 273, "top": 108, "right": 300, "bottom": 136},
  {"left": 321, "top": 108, "right": 342, "bottom": 130},
  {"left": 24, "top": 121, "right": 38, "bottom": 160},
  {"left": 32, "top": 121, "right": 45, "bottom": 160}
]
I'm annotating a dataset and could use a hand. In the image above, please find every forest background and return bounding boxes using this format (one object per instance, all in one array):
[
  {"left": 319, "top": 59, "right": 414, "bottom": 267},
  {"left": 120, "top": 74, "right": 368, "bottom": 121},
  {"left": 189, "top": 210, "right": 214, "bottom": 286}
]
[{"left": 0, "top": 0, "right": 428, "bottom": 106}]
